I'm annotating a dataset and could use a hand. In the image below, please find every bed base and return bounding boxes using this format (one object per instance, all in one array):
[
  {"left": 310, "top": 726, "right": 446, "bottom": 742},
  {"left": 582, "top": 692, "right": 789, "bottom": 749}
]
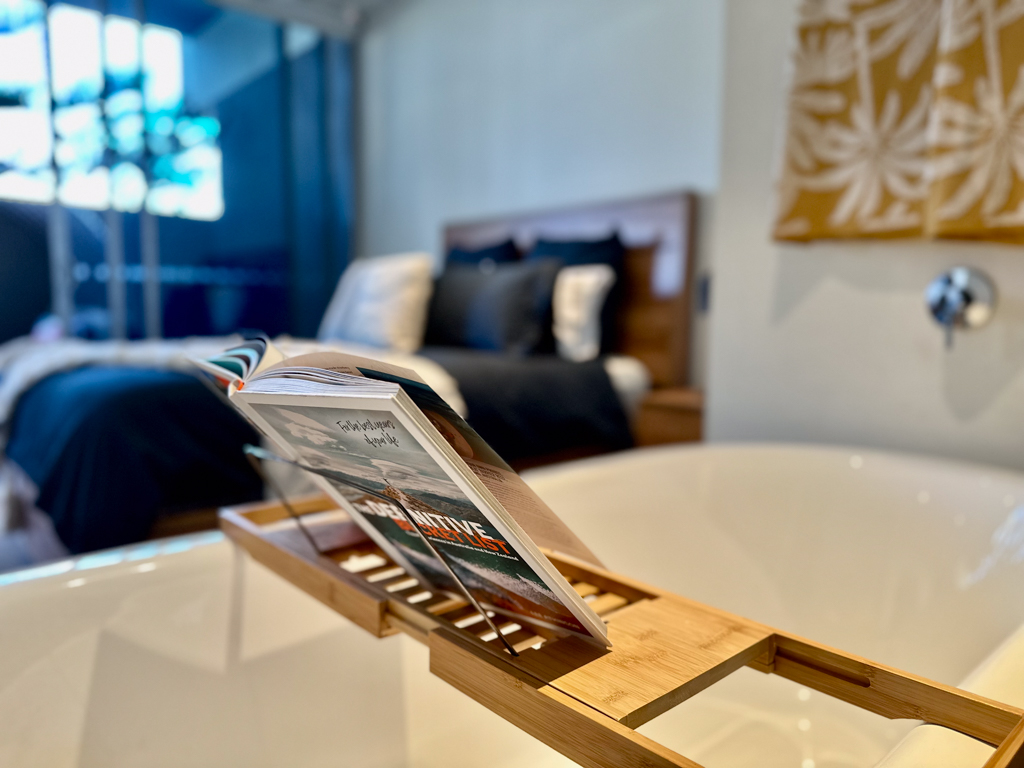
[{"left": 220, "top": 494, "right": 1024, "bottom": 768}]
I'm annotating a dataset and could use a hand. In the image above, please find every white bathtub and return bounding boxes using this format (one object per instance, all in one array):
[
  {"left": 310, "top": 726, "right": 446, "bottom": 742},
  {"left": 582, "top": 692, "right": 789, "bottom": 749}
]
[
  {"left": 520, "top": 444, "right": 1024, "bottom": 767},
  {"left": 1, "top": 443, "right": 1023, "bottom": 767}
]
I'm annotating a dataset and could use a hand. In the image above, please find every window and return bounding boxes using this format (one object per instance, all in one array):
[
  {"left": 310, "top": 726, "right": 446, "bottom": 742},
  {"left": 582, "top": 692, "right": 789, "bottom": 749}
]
[
  {"left": 0, "top": 0, "right": 53, "bottom": 203},
  {"left": 0, "top": 0, "right": 222, "bottom": 220}
]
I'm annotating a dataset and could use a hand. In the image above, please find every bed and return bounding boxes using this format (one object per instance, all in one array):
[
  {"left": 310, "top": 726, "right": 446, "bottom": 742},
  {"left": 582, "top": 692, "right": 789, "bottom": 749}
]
[
  {"left": 442, "top": 190, "right": 696, "bottom": 388},
  {"left": 0, "top": 190, "right": 697, "bottom": 559},
  {"left": 431, "top": 189, "right": 697, "bottom": 466}
]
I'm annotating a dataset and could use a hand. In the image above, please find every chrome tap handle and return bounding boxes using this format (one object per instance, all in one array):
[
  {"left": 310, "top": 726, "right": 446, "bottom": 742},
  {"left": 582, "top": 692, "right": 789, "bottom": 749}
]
[{"left": 925, "top": 267, "right": 995, "bottom": 350}]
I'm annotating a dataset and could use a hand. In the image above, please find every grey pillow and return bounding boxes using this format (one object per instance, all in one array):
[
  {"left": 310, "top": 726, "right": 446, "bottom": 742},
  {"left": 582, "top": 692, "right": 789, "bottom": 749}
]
[{"left": 424, "top": 259, "right": 562, "bottom": 353}]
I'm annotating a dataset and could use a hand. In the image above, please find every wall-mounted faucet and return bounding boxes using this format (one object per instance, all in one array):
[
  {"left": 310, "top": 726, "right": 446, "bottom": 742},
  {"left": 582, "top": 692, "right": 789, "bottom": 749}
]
[{"left": 925, "top": 266, "right": 996, "bottom": 349}]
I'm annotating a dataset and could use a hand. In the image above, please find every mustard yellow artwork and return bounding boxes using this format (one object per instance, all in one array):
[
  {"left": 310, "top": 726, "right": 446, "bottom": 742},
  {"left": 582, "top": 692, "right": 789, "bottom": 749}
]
[{"left": 775, "top": 0, "right": 1024, "bottom": 242}]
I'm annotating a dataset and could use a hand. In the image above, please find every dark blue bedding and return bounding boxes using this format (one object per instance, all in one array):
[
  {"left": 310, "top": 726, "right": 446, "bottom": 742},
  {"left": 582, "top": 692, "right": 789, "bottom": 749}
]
[
  {"left": 4, "top": 351, "right": 632, "bottom": 554},
  {"left": 6, "top": 367, "right": 262, "bottom": 554}
]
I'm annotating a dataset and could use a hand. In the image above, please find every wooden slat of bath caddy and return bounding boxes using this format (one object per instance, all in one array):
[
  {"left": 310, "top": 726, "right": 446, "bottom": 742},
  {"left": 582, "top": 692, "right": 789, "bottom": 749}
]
[{"left": 219, "top": 494, "right": 1024, "bottom": 768}]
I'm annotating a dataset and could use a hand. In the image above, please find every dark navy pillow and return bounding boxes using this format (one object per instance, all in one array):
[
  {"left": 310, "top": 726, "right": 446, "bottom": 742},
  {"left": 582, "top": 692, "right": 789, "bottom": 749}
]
[
  {"left": 446, "top": 238, "right": 520, "bottom": 266},
  {"left": 424, "top": 259, "right": 561, "bottom": 354},
  {"left": 526, "top": 233, "right": 625, "bottom": 352},
  {"left": 526, "top": 232, "right": 625, "bottom": 271}
]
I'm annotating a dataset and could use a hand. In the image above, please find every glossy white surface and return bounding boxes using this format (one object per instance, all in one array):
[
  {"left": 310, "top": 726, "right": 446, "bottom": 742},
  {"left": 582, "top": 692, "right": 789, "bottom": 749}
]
[
  {"left": 527, "top": 444, "right": 1024, "bottom": 679},
  {"left": 0, "top": 533, "right": 406, "bottom": 768},
  {"left": 3, "top": 443, "right": 1023, "bottom": 767}
]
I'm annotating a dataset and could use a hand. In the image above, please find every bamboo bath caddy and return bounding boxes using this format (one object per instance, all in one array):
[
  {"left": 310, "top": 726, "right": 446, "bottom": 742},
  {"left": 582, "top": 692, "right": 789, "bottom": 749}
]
[{"left": 220, "top": 494, "right": 1024, "bottom": 768}]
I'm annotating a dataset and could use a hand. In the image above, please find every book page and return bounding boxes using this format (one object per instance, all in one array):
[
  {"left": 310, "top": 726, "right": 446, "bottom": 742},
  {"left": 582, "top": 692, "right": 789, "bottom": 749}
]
[
  {"left": 193, "top": 337, "right": 270, "bottom": 384},
  {"left": 251, "top": 338, "right": 285, "bottom": 376},
  {"left": 261, "top": 350, "right": 428, "bottom": 385}
]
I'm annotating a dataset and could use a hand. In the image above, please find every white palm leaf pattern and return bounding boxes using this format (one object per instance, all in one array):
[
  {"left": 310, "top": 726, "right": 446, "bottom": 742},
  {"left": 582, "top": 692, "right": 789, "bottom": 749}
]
[
  {"left": 930, "top": 67, "right": 1024, "bottom": 219},
  {"left": 775, "top": 0, "right": 1024, "bottom": 240},
  {"left": 801, "top": 0, "right": 854, "bottom": 24},
  {"left": 777, "top": 87, "right": 848, "bottom": 221},
  {"left": 809, "top": 89, "right": 930, "bottom": 225},
  {"left": 862, "top": 0, "right": 942, "bottom": 78},
  {"left": 793, "top": 27, "right": 856, "bottom": 87},
  {"left": 938, "top": 0, "right": 981, "bottom": 53}
]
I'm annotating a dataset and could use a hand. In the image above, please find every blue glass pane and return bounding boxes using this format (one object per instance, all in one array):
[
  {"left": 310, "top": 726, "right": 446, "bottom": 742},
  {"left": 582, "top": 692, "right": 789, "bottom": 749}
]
[
  {"left": 0, "top": 0, "right": 53, "bottom": 204},
  {"left": 0, "top": 2, "right": 222, "bottom": 218},
  {"left": 110, "top": 160, "right": 146, "bottom": 211},
  {"left": 49, "top": 3, "right": 108, "bottom": 209},
  {"left": 147, "top": 142, "right": 223, "bottom": 220},
  {"left": 48, "top": 4, "right": 102, "bottom": 103},
  {"left": 103, "top": 14, "right": 139, "bottom": 86},
  {"left": 142, "top": 24, "right": 222, "bottom": 221},
  {"left": 141, "top": 24, "right": 182, "bottom": 115},
  {"left": 105, "top": 14, "right": 145, "bottom": 210}
]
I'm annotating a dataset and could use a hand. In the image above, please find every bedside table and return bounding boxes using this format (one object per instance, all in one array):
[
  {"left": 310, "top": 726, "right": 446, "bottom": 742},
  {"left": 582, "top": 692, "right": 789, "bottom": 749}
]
[{"left": 634, "top": 387, "right": 703, "bottom": 446}]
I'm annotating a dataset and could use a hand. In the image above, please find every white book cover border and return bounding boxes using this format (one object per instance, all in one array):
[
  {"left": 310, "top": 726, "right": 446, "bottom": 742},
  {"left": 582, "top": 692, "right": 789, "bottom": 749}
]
[{"left": 232, "top": 388, "right": 610, "bottom": 644}]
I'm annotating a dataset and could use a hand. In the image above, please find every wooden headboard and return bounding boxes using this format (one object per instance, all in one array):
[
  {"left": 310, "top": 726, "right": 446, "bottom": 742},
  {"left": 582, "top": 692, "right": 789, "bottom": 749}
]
[{"left": 443, "top": 191, "right": 697, "bottom": 387}]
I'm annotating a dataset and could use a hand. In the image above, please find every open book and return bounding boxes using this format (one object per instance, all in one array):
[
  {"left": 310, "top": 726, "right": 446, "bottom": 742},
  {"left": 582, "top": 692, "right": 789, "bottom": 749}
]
[{"left": 196, "top": 341, "right": 610, "bottom": 646}]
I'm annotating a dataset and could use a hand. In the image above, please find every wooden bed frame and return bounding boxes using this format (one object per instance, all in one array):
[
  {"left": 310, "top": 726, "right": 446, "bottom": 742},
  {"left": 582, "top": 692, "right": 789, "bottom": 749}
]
[{"left": 444, "top": 190, "right": 698, "bottom": 388}]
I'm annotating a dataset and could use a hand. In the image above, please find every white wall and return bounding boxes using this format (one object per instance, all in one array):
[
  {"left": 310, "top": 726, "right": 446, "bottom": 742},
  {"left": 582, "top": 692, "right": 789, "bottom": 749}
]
[
  {"left": 357, "top": 0, "right": 724, "bottom": 259},
  {"left": 706, "top": 0, "right": 1024, "bottom": 471}
]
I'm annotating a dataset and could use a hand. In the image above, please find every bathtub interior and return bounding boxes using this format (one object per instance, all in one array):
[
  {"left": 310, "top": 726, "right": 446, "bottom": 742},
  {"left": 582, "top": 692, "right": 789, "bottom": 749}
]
[
  {"left": 517, "top": 443, "right": 1024, "bottom": 767},
  {"left": 524, "top": 444, "right": 1024, "bottom": 681},
  {"left": 0, "top": 443, "right": 1022, "bottom": 768}
]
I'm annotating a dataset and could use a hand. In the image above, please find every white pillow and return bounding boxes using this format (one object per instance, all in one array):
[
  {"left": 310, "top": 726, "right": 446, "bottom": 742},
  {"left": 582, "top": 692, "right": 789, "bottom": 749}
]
[
  {"left": 552, "top": 264, "right": 616, "bottom": 362},
  {"left": 317, "top": 252, "right": 434, "bottom": 352}
]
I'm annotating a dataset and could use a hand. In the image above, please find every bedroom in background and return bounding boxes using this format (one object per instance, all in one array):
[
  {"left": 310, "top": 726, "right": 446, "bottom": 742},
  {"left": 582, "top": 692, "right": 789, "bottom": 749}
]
[
  {"left": 0, "top": 0, "right": 714, "bottom": 570},
  {"left": 0, "top": 0, "right": 360, "bottom": 565}
]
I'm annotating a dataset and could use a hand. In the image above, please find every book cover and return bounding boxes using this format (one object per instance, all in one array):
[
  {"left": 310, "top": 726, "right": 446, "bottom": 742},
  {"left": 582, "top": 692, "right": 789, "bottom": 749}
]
[{"left": 244, "top": 398, "right": 596, "bottom": 637}]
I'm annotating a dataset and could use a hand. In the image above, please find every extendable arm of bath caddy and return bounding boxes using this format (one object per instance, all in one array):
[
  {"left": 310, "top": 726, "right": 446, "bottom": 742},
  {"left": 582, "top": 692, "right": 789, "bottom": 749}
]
[{"left": 219, "top": 494, "right": 1024, "bottom": 768}]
